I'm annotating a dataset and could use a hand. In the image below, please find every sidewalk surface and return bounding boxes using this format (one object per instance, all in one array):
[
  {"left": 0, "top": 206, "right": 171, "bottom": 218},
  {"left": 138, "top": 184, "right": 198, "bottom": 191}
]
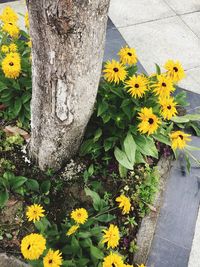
[{"left": 109, "top": 0, "right": 200, "bottom": 94}]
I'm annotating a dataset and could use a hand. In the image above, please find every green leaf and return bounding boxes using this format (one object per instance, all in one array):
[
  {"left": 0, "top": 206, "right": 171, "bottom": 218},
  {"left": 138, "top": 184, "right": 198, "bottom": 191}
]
[
  {"left": 135, "top": 136, "right": 158, "bottom": 159},
  {"left": 124, "top": 133, "right": 136, "bottom": 164},
  {"left": 95, "top": 214, "right": 115, "bottom": 223},
  {"left": 153, "top": 133, "right": 171, "bottom": 146},
  {"left": 174, "top": 91, "right": 189, "bottom": 106},
  {"left": 155, "top": 63, "right": 161, "bottom": 75},
  {"left": 97, "top": 101, "right": 108, "bottom": 117},
  {"left": 90, "top": 246, "right": 104, "bottom": 260},
  {"left": 75, "top": 259, "right": 90, "bottom": 266},
  {"left": 85, "top": 188, "right": 102, "bottom": 211},
  {"left": 21, "top": 91, "right": 31, "bottom": 104},
  {"left": 114, "top": 147, "right": 133, "bottom": 170},
  {"left": 93, "top": 128, "right": 102, "bottom": 142},
  {"left": 171, "top": 116, "right": 189, "bottom": 123},
  {"left": 71, "top": 236, "right": 80, "bottom": 254},
  {"left": 79, "top": 139, "right": 94, "bottom": 156},
  {"left": 10, "top": 176, "right": 27, "bottom": 190},
  {"left": 77, "top": 232, "right": 91, "bottom": 238},
  {"left": 40, "top": 180, "right": 51, "bottom": 194},
  {"left": 0, "top": 190, "right": 9, "bottom": 208},
  {"left": 25, "top": 179, "right": 40, "bottom": 192},
  {"left": 135, "top": 151, "right": 146, "bottom": 164},
  {"left": 118, "top": 163, "right": 128, "bottom": 178},
  {"left": 13, "top": 98, "right": 22, "bottom": 116},
  {"left": 34, "top": 217, "right": 50, "bottom": 232}
]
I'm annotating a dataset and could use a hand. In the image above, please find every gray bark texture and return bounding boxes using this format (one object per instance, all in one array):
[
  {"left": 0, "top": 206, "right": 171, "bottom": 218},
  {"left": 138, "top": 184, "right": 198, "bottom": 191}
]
[{"left": 26, "top": 0, "right": 110, "bottom": 171}]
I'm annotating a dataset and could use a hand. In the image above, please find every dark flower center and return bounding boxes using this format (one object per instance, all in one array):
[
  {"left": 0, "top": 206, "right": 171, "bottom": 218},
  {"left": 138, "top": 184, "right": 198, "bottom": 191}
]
[
  {"left": 127, "top": 52, "right": 132, "bottom": 56},
  {"left": 167, "top": 105, "right": 171, "bottom": 110},
  {"left": 27, "top": 245, "right": 31, "bottom": 250},
  {"left": 173, "top": 67, "right": 178, "bottom": 72},
  {"left": 112, "top": 264, "right": 116, "bottom": 267},
  {"left": 162, "top": 82, "right": 166, "bottom": 87},
  {"left": 135, "top": 83, "right": 139, "bottom": 88},
  {"left": 9, "top": 22, "right": 13, "bottom": 25},
  {"left": 9, "top": 62, "right": 14, "bottom": 66},
  {"left": 148, "top": 118, "right": 154, "bottom": 124},
  {"left": 113, "top": 68, "right": 119, "bottom": 72},
  {"left": 49, "top": 259, "right": 53, "bottom": 264},
  {"left": 179, "top": 135, "right": 183, "bottom": 140}
]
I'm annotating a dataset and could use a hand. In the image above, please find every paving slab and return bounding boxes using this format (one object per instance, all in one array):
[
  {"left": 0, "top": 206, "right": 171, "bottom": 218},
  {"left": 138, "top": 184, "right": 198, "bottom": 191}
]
[
  {"left": 109, "top": 0, "right": 175, "bottom": 27},
  {"left": 181, "top": 11, "right": 200, "bottom": 38},
  {"left": 188, "top": 206, "right": 200, "bottom": 267},
  {"left": 179, "top": 67, "right": 200, "bottom": 95},
  {"left": 118, "top": 16, "right": 200, "bottom": 74},
  {"left": 147, "top": 235, "right": 190, "bottom": 267},
  {"left": 164, "top": 0, "right": 200, "bottom": 15}
]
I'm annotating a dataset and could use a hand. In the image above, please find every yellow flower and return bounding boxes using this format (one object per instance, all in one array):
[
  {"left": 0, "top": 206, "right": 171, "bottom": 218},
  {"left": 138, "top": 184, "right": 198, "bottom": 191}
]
[
  {"left": 66, "top": 225, "right": 79, "bottom": 236},
  {"left": 138, "top": 107, "right": 161, "bottom": 135},
  {"left": 21, "top": 233, "right": 46, "bottom": 260},
  {"left": 103, "top": 60, "right": 127, "bottom": 84},
  {"left": 102, "top": 224, "right": 120, "bottom": 249},
  {"left": 71, "top": 208, "right": 88, "bottom": 224},
  {"left": 2, "top": 52, "right": 21, "bottom": 79},
  {"left": 103, "top": 253, "right": 124, "bottom": 267},
  {"left": 1, "top": 45, "right": 9, "bottom": 53},
  {"left": 116, "top": 195, "right": 131, "bottom": 214},
  {"left": 43, "top": 249, "right": 63, "bottom": 267},
  {"left": 151, "top": 74, "right": 175, "bottom": 98},
  {"left": 25, "top": 11, "right": 30, "bottom": 29},
  {"left": 124, "top": 264, "right": 134, "bottom": 267},
  {"left": 9, "top": 43, "right": 17, "bottom": 52},
  {"left": 159, "top": 97, "right": 177, "bottom": 120},
  {"left": 27, "top": 39, "right": 32, "bottom": 48},
  {"left": 26, "top": 204, "right": 45, "bottom": 222},
  {"left": 170, "top": 131, "right": 191, "bottom": 150},
  {"left": 0, "top": 6, "right": 18, "bottom": 24},
  {"left": 118, "top": 46, "right": 137, "bottom": 65},
  {"left": 164, "top": 60, "right": 185, "bottom": 83},
  {"left": 125, "top": 75, "right": 148, "bottom": 98},
  {"left": 137, "top": 265, "right": 146, "bottom": 267},
  {"left": 2, "top": 22, "right": 20, "bottom": 38}
]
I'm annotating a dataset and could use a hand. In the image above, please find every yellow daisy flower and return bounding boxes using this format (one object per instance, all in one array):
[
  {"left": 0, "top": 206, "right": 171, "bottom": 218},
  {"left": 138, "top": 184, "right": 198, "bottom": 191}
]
[
  {"left": 27, "top": 39, "right": 32, "bottom": 48},
  {"left": 66, "top": 225, "right": 79, "bottom": 236},
  {"left": 9, "top": 43, "right": 17, "bottom": 52},
  {"left": 170, "top": 131, "right": 191, "bottom": 150},
  {"left": 164, "top": 60, "right": 185, "bottom": 83},
  {"left": 116, "top": 194, "right": 131, "bottom": 214},
  {"left": 26, "top": 204, "right": 45, "bottom": 222},
  {"left": 159, "top": 97, "right": 177, "bottom": 120},
  {"left": 0, "top": 6, "right": 18, "bottom": 24},
  {"left": 43, "top": 249, "right": 63, "bottom": 267},
  {"left": 103, "top": 253, "right": 124, "bottom": 267},
  {"left": 137, "top": 265, "right": 146, "bottom": 267},
  {"left": 1, "top": 45, "right": 9, "bottom": 53},
  {"left": 138, "top": 107, "right": 161, "bottom": 135},
  {"left": 118, "top": 46, "right": 137, "bottom": 65},
  {"left": 125, "top": 75, "right": 148, "bottom": 98},
  {"left": 124, "top": 264, "right": 134, "bottom": 267},
  {"left": 103, "top": 60, "right": 127, "bottom": 84},
  {"left": 21, "top": 233, "right": 46, "bottom": 260},
  {"left": 25, "top": 11, "right": 30, "bottom": 29},
  {"left": 2, "top": 22, "right": 20, "bottom": 38},
  {"left": 71, "top": 208, "right": 88, "bottom": 224},
  {"left": 151, "top": 74, "right": 175, "bottom": 98},
  {"left": 2, "top": 52, "right": 21, "bottom": 79},
  {"left": 102, "top": 224, "right": 120, "bottom": 249}
]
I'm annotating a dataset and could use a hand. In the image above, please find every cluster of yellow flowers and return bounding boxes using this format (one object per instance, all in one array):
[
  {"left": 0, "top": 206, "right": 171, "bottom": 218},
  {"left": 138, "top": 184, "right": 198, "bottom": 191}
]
[
  {"left": 22, "top": 204, "right": 63, "bottom": 267},
  {"left": 22, "top": 195, "right": 138, "bottom": 267},
  {"left": 103, "top": 47, "right": 191, "bottom": 150},
  {"left": 0, "top": 7, "right": 30, "bottom": 79}
]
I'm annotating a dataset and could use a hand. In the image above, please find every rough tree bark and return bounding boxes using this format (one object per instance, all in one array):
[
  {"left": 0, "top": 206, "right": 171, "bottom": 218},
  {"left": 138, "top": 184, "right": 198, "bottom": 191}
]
[{"left": 26, "top": 0, "right": 110, "bottom": 171}]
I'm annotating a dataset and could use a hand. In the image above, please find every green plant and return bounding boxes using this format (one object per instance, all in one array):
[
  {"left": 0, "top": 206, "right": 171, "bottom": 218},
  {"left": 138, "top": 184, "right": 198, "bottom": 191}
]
[
  {"left": 0, "top": 11, "right": 31, "bottom": 127},
  {"left": 0, "top": 171, "right": 51, "bottom": 208},
  {"left": 134, "top": 166, "right": 159, "bottom": 217}
]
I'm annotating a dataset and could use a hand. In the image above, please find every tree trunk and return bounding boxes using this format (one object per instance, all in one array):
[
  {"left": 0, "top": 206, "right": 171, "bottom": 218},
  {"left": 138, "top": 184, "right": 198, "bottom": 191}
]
[{"left": 26, "top": 0, "right": 110, "bottom": 171}]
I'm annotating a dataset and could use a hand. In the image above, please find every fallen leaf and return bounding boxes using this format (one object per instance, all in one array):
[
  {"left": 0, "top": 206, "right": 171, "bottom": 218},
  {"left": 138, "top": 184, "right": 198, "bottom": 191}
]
[{"left": 4, "top": 125, "right": 30, "bottom": 141}]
